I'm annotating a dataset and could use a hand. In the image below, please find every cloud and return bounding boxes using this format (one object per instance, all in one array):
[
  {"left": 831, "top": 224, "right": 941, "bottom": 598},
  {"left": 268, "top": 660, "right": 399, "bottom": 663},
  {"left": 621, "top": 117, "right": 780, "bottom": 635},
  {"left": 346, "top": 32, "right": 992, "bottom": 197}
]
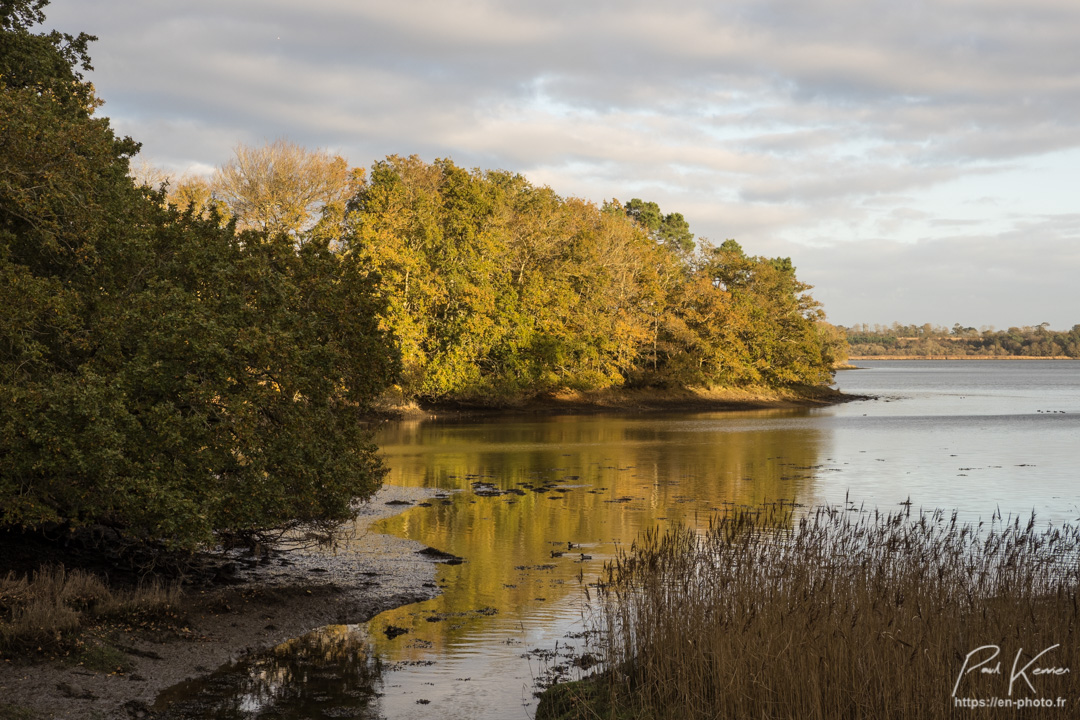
[
  {"left": 796, "top": 214, "right": 1080, "bottom": 329},
  {"left": 41, "top": 0, "right": 1080, "bottom": 325}
]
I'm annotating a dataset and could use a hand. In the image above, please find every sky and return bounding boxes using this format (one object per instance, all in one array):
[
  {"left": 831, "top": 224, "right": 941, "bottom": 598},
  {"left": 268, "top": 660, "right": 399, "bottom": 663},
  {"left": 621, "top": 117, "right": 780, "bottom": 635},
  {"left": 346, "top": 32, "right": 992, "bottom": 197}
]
[{"left": 41, "top": 0, "right": 1080, "bottom": 330}]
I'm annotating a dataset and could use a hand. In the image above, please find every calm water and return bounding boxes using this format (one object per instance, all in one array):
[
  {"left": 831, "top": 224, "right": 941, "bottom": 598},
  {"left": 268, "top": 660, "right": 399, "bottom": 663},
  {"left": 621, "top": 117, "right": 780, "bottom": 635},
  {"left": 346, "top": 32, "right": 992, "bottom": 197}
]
[{"left": 157, "top": 360, "right": 1080, "bottom": 719}]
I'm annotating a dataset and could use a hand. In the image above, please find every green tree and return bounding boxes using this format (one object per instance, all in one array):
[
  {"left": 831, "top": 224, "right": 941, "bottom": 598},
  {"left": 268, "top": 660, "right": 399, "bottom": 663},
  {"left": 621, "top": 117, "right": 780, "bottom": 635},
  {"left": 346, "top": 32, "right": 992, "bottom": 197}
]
[
  {"left": 346, "top": 161, "right": 834, "bottom": 401},
  {"left": 624, "top": 198, "right": 663, "bottom": 232},
  {"left": 664, "top": 241, "right": 832, "bottom": 387},
  {"left": 347, "top": 160, "right": 679, "bottom": 400},
  {"left": 624, "top": 198, "right": 695, "bottom": 255},
  {"left": 1, "top": 2, "right": 397, "bottom": 553}
]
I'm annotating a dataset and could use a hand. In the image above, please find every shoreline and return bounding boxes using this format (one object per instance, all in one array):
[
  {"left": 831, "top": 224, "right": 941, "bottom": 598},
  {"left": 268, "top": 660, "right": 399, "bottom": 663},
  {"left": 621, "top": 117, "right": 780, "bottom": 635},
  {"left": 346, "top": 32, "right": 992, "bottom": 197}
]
[
  {"left": 380, "top": 384, "right": 862, "bottom": 421},
  {"left": 0, "top": 486, "right": 444, "bottom": 720}
]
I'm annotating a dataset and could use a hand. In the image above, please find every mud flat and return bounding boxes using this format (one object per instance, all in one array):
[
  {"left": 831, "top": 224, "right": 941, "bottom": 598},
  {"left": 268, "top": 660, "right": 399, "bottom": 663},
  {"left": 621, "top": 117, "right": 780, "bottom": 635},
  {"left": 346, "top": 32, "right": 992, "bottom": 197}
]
[{"left": 0, "top": 485, "right": 444, "bottom": 720}]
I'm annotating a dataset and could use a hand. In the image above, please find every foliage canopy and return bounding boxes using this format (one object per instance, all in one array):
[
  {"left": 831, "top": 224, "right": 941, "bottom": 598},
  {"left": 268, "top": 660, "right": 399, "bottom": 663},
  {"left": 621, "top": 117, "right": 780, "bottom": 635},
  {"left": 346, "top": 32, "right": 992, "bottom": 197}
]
[
  {"left": 345, "top": 157, "right": 837, "bottom": 402},
  {"left": 0, "top": 2, "right": 397, "bottom": 553}
]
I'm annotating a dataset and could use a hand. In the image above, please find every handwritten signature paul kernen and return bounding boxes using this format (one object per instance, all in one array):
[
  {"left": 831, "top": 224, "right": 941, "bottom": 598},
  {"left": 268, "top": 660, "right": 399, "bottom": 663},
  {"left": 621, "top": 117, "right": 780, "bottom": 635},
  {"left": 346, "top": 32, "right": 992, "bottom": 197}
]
[{"left": 953, "top": 644, "right": 1070, "bottom": 697}]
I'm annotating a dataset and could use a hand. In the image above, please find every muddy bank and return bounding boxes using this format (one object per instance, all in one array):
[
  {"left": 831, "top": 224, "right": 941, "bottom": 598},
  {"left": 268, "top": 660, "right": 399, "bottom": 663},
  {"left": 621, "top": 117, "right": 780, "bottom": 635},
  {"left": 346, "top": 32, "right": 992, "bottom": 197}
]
[
  {"left": 0, "top": 486, "right": 445, "bottom": 720},
  {"left": 382, "top": 384, "right": 861, "bottom": 421}
]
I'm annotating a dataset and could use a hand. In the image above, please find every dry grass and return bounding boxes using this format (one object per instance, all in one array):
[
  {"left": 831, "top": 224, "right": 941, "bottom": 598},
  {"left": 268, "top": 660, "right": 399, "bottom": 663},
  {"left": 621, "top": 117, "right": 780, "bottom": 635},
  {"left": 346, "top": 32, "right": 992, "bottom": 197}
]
[
  {"left": 0, "top": 565, "right": 182, "bottom": 652},
  {"left": 554, "top": 504, "right": 1080, "bottom": 719}
]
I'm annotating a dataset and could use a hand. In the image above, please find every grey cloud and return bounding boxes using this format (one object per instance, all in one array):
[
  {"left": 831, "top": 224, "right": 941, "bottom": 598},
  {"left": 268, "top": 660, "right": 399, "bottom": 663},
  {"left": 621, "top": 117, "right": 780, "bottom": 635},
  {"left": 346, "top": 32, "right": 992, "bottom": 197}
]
[
  {"left": 797, "top": 215, "right": 1080, "bottom": 329},
  {"left": 38, "top": 0, "right": 1080, "bottom": 326},
  {"left": 740, "top": 163, "right": 963, "bottom": 204}
]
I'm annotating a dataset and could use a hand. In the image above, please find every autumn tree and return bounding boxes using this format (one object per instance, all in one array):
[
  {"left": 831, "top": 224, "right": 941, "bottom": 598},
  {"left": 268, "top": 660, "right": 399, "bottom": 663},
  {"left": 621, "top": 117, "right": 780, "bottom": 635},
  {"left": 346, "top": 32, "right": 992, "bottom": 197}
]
[
  {"left": 129, "top": 159, "right": 170, "bottom": 189},
  {"left": 816, "top": 321, "right": 850, "bottom": 368},
  {"left": 342, "top": 158, "right": 838, "bottom": 401},
  {"left": 167, "top": 174, "right": 230, "bottom": 221},
  {"left": 129, "top": 165, "right": 230, "bottom": 222},
  {"left": 648, "top": 240, "right": 835, "bottom": 387},
  {"left": 345, "top": 158, "right": 673, "bottom": 400},
  {"left": 212, "top": 139, "right": 349, "bottom": 237}
]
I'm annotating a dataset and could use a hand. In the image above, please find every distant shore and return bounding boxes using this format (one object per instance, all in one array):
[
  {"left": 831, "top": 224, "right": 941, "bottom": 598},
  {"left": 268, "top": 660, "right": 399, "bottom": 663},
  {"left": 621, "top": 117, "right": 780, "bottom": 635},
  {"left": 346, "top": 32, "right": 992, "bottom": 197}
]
[{"left": 847, "top": 355, "right": 1076, "bottom": 361}]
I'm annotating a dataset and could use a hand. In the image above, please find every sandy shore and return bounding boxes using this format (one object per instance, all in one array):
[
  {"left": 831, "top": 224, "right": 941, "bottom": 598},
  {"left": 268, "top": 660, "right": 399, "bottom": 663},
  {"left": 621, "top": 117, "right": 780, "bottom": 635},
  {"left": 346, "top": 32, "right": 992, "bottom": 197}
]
[{"left": 0, "top": 485, "right": 445, "bottom": 720}]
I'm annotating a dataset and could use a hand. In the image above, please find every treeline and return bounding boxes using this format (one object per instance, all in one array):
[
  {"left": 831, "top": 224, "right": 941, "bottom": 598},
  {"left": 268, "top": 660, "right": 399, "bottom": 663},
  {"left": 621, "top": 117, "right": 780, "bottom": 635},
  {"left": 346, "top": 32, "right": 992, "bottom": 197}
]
[
  {"left": 1, "top": 1, "right": 839, "bottom": 553},
  {"left": 844, "top": 323, "right": 1080, "bottom": 357},
  {"left": 346, "top": 157, "right": 845, "bottom": 398},
  {"left": 162, "top": 151, "right": 844, "bottom": 401}
]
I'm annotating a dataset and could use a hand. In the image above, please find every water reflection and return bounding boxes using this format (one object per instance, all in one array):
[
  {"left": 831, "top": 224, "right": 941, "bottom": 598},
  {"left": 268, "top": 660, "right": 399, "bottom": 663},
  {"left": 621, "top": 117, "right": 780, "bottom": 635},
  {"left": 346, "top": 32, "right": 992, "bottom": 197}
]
[
  {"left": 357, "top": 410, "right": 827, "bottom": 716},
  {"left": 154, "top": 625, "right": 383, "bottom": 719},
  {"left": 153, "top": 409, "right": 831, "bottom": 719}
]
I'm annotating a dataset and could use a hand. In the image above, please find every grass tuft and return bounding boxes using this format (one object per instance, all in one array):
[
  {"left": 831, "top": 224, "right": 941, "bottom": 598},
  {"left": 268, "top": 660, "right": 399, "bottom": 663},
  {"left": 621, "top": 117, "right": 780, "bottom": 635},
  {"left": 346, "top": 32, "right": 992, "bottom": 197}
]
[{"left": 69, "top": 640, "right": 134, "bottom": 674}]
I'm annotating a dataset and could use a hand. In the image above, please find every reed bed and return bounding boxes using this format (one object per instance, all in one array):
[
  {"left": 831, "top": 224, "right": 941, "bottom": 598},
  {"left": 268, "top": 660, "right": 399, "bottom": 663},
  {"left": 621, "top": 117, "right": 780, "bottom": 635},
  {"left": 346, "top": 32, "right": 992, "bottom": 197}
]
[{"left": 559, "top": 504, "right": 1080, "bottom": 719}]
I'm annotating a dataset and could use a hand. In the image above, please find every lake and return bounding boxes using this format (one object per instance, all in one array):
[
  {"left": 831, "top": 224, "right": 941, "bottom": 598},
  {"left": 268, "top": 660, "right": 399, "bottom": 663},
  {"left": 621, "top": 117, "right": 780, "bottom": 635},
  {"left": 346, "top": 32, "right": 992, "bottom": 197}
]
[{"left": 157, "top": 360, "right": 1080, "bottom": 718}]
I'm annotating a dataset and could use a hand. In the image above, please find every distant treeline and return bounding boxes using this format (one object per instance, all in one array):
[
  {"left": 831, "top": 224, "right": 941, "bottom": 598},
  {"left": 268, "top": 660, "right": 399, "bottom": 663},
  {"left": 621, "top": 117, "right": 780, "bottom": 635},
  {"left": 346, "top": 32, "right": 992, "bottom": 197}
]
[{"left": 843, "top": 323, "right": 1080, "bottom": 358}]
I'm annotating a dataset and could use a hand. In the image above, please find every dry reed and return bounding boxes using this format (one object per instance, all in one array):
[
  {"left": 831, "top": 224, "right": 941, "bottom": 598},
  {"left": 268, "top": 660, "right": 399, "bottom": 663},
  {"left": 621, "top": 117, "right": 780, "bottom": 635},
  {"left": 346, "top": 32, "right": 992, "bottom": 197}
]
[
  {"left": 566, "top": 503, "right": 1080, "bottom": 719},
  {"left": 0, "top": 565, "right": 182, "bottom": 650}
]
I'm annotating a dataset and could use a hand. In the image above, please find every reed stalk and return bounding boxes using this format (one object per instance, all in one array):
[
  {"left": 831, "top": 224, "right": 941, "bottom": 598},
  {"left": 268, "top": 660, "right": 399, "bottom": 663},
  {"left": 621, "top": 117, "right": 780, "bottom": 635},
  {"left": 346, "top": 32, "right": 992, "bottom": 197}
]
[{"left": 550, "top": 504, "right": 1080, "bottom": 719}]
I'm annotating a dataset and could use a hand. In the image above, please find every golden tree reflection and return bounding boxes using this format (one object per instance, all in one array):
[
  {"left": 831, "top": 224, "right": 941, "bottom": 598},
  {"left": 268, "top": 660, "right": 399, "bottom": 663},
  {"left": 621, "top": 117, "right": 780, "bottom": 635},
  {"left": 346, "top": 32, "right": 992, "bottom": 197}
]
[{"left": 365, "top": 411, "right": 825, "bottom": 657}]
